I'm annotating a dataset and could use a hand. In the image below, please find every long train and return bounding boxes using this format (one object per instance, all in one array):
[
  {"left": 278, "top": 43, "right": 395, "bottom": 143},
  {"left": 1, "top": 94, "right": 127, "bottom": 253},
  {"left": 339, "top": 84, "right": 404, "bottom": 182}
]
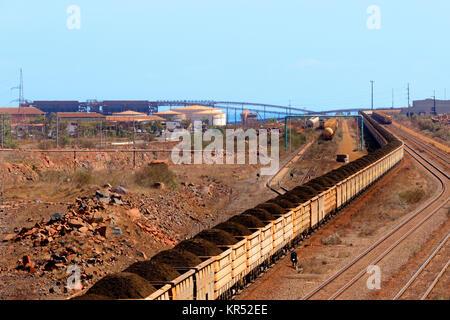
[
  {"left": 372, "top": 111, "right": 393, "bottom": 125},
  {"left": 76, "top": 111, "right": 404, "bottom": 300}
]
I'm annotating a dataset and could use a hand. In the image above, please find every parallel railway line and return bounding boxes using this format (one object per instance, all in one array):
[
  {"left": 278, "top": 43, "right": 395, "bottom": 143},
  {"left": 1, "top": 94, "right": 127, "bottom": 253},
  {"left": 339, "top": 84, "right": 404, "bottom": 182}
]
[
  {"left": 389, "top": 124, "right": 450, "bottom": 178},
  {"left": 301, "top": 124, "right": 449, "bottom": 300},
  {"left": 393, "top": 233, "right": 449, "bottom": 300}
]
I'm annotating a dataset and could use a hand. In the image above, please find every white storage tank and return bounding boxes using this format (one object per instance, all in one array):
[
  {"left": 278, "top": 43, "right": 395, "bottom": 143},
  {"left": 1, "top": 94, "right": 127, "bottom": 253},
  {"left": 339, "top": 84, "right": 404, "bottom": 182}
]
[
  {"left": 307, "top": 117, "right": 319, "bottom": 128},
  {"left": 213, "top": 113, "right": 226, "bottom": 126}
]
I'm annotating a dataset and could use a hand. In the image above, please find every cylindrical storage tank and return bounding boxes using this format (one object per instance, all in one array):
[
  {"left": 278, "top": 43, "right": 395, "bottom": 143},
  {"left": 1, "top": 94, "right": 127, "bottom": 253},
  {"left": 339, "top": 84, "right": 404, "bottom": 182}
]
[
  {"left": 213, "top": 113, "right": 226, "bottom": 126},
  {"left": 307, "top": 117, "right": 319, "bottom": 128},
  {"left": 324, "top": 118, "right": 337, "bottom": 131},
  {"left": 322, "top": 118, "right": 337, "bottom": 140},
  {"left": 323, "top": 127, "right": 334, "bottom": 139},
  {"left": 172, "top": 113, "right": 186, "bottom": 122}
]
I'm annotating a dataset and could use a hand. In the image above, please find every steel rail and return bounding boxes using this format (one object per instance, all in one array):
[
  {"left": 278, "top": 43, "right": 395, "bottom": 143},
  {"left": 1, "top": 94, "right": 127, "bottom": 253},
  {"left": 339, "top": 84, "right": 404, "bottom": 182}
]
[
  {"left": 266, "top": 140, "right": 314, "bottom": 195},
  {"left": 421, "top": 259, "right": 450, "bottom": 300},
  {"left": 391, "top": 125, "right": 450, "bottom": 164},
  {"left": 327, "top": 145, "right": 448, "bottom": 299},
  {"left": 393, "top": 233, "right": 449, "bottom": 300},
  {"left": 301, "top": 144, "right": 447, "bottom": 300}
]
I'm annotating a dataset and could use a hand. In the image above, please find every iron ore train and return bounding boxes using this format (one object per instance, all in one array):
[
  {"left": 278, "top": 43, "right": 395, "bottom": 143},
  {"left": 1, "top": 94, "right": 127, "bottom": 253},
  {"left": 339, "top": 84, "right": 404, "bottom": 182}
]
[
  {"left": 74, "top": 111, "right": 403, "bottom": 300},
  {"left": 372, "top": 111, "right": 393, "bottom": 125}
]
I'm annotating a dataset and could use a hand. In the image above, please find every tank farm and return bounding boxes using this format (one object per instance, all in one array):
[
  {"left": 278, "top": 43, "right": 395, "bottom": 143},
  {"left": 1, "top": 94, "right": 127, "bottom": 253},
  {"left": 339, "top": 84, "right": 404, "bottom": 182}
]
[{"left": 73, "top": 111, "right": 404, "bottom": 300}]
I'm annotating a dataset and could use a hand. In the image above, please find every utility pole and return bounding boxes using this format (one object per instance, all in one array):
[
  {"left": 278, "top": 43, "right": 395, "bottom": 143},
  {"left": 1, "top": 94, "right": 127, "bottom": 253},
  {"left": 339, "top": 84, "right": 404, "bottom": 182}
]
[
  {"left": 432, "top": 91, "right": 437, "bottom": 115},
  {"left": 407, "top": 83, "right": 410, "bottom": 108},
  {"left": 392, "top": 88, "right": 394, "bottom": 109},
  {"left": 56, "top": 114, "right": 59, "bottom": 148},
  {"left": 19, "top": 68, "right": 24, "bottom": 106},
  {"left": 370, "top": 81, "right": 374, "bottom": 110},
  {"left": 100, "top": 120, "right": 103, "bottom": 148},
  {"left": 226, "top": 106, "right": 229, "bottom": 125},
  {"left": 133, "top": 120, "right": 136, "bottom": 146},
  {"left": 1, "top": 114, "right": 3, "bottom": 149}
]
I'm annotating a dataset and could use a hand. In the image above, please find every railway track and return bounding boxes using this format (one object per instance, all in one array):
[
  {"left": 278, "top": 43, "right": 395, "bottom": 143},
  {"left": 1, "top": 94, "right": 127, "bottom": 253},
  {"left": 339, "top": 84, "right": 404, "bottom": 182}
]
[
  {"left": 393, "top": 233, "right": 449, "bottom": 300},
  {"left": 389, "top": 124, "right": 450, "bottom": 178},
  {"left": 266, "top": 140, "right": 314, "bottom": 195},
  {"left": 301, "top": 129, "right": 449, "bottom": 300}
]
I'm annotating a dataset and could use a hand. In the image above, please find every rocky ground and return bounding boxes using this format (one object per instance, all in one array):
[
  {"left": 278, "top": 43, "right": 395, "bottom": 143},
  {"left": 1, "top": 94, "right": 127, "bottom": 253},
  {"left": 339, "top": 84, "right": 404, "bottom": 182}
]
[
  {"left": 0, "top": 176, "right": 235, "bottom": 299},
  {"left": 0, "top": 135, "right": 306, "bottom": 299}
]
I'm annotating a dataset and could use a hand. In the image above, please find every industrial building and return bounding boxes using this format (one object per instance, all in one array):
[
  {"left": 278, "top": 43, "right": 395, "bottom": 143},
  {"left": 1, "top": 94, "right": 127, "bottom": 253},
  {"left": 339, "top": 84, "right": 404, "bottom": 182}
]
[
  {"left": 0, "top": 107, "right": 45, "bottom": 125},
  {"left": 55, "top": 112, "right": 105, "bottom": 122},
  {"left": 240, "top": 109, "right": 258, "bottom": 127},
  {"left": 105, "top": 112, "right": 165, "bottom": 124},
  {"left": 401, "top": 99, "right": 450, "bottom": 116},
  {"left": 31, "top": 101, "right": 80, "bottom": 114},
  {"left": 100, "top": 101, "right": 156, "bottom": 115},
  {"left": 153, "top": 110, "right": 186, "bottom": 122}
]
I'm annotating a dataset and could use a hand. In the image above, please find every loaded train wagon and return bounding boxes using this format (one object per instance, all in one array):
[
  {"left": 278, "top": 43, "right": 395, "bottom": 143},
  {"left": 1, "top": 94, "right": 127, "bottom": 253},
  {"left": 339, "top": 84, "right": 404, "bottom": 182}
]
[
  {"left": 274, "top": 210, "right": 294, "bottom": 248},
  {"left": 323, "top": 186, "right": 337, "bottom": 217},
  {"left": 211, "top": 247, "right": 233, "bottom": 299},
  {"left": 192, "top": 257, "right": 216, "bottom": 300},
  {"left": 259, "top": 222, "right": 274, "bottom": 265},
  {"left": 146, "top": 284, "right": 171, "bottom": 300},
  {"left": 169, "top": 269, "right": 196, "bottom": 300},
  {"left": 227, "top": 239, "right": 248, "bottom": 288},
  {"left": 372, "top": 111, "right": 393, "bottom": 124},
  {"left": 169, "top": 256, "right": 216, "bottom": 300},
  {"left": 271, "top": 216, "right": 285, "bottom": 256},
  {"left": 292, "top": 205, "right": 310, "bottom": 239},
  {"left": 309, "top": 198, "right": 320, "bottom": 228},
  {"left": 241, "top": 229, "right": 262, "bottom": 276}
]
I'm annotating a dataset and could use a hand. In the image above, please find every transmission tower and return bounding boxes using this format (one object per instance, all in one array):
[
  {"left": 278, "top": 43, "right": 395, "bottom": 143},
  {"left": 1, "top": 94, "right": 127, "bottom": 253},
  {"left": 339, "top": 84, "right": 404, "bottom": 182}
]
[{"left": 11, "top": 68, "right": 24, "bottom": 107}]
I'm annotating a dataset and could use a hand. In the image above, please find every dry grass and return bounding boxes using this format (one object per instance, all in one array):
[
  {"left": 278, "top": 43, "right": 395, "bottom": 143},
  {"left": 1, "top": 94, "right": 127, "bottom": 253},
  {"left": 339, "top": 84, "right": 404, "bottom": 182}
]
[
  {"left": 398, "top": 188, "right": 426, "bottom": 204},
  {"left": 134, "top": 163, "right": 177, "bottom": 190},
  {"left": 358, "top": 225, "right": 376, "bottom": 237}
]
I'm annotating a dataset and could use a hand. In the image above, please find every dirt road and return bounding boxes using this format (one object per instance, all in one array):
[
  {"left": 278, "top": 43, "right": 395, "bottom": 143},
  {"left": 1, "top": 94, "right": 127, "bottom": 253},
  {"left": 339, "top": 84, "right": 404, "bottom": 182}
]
[{"left": 336, "top": 119, "right": 364, "bottom": 162}]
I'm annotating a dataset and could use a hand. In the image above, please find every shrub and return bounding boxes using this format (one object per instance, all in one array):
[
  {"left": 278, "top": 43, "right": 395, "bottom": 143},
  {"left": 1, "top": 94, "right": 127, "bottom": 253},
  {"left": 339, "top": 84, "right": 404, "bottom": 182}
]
[
  {"left": 399, "top": 188, "right": 425, "bottom": 204},
  {"left": 73, "top": 169, "right": 94, "bottom": 186},
  {"left": 77, "top": 138, "right": 95, "bottom": 149},
  {"left": 38, "top": 140, "right": 55, "bottom": 150},
  {"left": 134, "top": 163, "right": 177, "bottom": 190}
]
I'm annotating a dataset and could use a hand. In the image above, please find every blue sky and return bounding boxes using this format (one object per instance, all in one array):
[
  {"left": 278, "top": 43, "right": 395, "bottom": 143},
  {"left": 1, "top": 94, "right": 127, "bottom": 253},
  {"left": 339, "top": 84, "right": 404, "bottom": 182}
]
[{"left": 0, "top": 0, "right": 449, "bottom": 111}]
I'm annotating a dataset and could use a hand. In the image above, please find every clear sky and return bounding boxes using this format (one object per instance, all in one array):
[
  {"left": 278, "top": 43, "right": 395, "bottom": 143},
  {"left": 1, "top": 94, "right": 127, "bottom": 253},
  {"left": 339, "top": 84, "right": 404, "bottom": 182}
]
[{"left": 0, "top": 0, "right": 449, "bottom": 111}]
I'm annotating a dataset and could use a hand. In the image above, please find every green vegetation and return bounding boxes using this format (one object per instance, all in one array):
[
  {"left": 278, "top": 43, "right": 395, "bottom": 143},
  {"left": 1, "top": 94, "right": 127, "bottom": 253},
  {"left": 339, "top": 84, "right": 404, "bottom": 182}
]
[
  {"left": 0, "top": 115, "right": 18, "bottom": 149},
  {"left": 286, "top": 131, "right": 307, "bottom": 149}
]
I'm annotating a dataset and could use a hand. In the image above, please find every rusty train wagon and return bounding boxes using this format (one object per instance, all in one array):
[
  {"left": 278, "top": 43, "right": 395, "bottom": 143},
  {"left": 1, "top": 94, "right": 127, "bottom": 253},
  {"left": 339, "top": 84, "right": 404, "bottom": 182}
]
[{"left": 80, "top": 111, "right": 404, "bottom": 301}]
